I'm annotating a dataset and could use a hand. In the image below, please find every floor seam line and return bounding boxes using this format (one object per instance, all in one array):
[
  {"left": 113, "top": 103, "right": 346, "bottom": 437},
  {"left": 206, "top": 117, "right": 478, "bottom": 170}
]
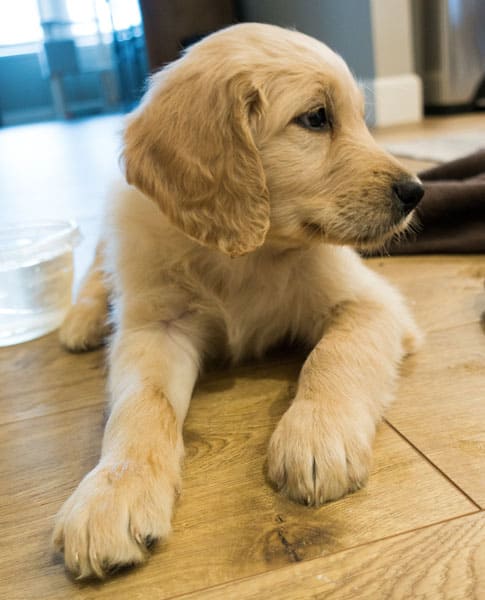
[{"left": 384, "top": 418, "right": 482, "bottom": 509}]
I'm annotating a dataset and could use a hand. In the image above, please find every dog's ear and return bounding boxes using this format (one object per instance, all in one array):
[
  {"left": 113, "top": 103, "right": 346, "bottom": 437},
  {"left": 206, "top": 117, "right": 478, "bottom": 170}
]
[{"left": 123, "top": 63, "right": 269, "bottom": 257}]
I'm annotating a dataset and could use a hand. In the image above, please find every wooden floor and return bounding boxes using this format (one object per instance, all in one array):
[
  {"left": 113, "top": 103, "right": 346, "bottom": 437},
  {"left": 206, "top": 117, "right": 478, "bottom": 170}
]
[{"left": 1, "top": 113, "right": 484, "bottom": 599}]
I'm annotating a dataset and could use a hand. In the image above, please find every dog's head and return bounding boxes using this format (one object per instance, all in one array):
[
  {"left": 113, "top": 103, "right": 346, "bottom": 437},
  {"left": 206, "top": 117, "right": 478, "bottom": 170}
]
[{"left": 124, "top": 23, "right": 422, "bottom": 256}]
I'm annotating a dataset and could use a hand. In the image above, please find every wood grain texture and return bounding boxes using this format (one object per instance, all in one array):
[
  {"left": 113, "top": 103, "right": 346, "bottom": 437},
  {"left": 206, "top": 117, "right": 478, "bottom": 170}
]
[
  {"left": 369, "top": 256, "right": 485, "bottom": 333},
  {"left": 177, "top": 512, "right": 485, "bottom": 600},
  {"left": 368, "top": 256, "right": 485, "bottom": 507},
  {"left": 0, "top": 371, "right": 476, "bottom": 599},
  {"left": 0, "top": 332, "right": 106, "bottom": 425}
]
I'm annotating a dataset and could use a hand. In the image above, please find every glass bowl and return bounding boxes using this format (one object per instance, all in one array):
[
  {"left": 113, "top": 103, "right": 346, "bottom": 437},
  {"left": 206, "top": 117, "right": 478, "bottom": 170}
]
[{"left": 0, "top": 220, "right": 81, "bottom": 346}]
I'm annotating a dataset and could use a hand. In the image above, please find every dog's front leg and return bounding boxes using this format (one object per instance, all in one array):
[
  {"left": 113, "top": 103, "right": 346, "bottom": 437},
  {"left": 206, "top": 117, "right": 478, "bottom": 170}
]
[
  {"left": 53, "top": 327, "right": 199, "bottom": 578},
  {"left": 268, "top": 299, "right": 419, "bottom": 506}
]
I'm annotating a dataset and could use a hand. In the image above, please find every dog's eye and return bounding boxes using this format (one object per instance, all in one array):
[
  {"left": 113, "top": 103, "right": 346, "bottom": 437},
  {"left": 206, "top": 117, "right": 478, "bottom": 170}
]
[{"left": 295, "top": 107, "right": 331, "bottom": 131}]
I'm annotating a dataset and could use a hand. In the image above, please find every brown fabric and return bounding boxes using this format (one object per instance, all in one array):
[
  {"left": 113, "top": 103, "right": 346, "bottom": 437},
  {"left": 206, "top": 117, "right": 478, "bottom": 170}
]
[{"left": 387, "top": 150, "right": 485, "bottom": 254}]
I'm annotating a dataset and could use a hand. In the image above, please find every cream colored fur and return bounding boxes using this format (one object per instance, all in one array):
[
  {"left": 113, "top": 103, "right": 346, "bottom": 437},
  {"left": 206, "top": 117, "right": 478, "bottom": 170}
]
[{"left": 53, "top": 23, "right": 422, "bottom": 579}]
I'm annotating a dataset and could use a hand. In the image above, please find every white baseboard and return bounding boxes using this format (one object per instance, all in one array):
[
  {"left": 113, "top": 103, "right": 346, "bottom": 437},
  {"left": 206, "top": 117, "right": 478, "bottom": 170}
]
[{"left": 361, "top": 74, "right": 423, "bottom": 127}]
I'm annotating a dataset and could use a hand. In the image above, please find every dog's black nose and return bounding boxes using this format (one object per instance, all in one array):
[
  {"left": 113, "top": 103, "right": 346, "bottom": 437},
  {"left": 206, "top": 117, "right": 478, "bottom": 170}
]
[{"left": 393, "top": 180, "right": 424, "bottom": 215}]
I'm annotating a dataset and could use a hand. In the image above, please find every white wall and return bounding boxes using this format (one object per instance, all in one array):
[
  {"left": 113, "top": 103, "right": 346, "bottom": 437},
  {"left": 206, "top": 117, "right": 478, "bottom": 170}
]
[{"left": 369, "top": 0, "right": 422, "bottom": 126}]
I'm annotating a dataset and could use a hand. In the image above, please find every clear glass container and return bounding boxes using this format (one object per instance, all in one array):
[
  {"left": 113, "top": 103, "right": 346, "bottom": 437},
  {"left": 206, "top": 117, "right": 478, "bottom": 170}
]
[{"left": 0, "top": 221, "right": 81, "bottom": 347}]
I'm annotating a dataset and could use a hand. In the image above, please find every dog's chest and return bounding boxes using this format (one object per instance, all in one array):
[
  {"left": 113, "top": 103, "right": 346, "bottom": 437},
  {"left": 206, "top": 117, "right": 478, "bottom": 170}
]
[{"left": 208, "top": 254, "right": 313, "bottom": 360}]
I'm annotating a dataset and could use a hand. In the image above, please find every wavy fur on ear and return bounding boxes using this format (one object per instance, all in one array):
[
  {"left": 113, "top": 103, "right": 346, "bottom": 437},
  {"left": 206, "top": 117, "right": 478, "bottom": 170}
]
[{"left": 123, "top": 59, "right": 270, "bottom": 257}]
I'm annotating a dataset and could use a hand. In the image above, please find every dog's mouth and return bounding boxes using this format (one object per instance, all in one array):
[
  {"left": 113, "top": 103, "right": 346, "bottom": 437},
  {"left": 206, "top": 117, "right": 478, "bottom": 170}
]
[{"left": 301, "top": 211, "right": 418, "bottom": 251}]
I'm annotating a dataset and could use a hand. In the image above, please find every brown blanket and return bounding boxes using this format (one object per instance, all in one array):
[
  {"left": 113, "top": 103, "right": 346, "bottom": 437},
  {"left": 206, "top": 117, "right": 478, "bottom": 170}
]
[{"left": 387, "top": 150, "right": 485, "bottom": 254}]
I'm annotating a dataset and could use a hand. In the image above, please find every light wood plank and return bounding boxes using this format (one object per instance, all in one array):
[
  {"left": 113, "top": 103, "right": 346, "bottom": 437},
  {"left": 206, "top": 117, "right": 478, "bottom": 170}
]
[
  {"left": 177, "top": 512, "right": 485, "bottom": 600},
  {"left": 373, "top": 112, "right": 485, "bottom": 144},
  {"left": 0, "top": 368, "right": 476, "bottom": 599},
  {"left": 369, "top": 255, "right": 485, "bottom": 334},
  {"left": 389, "top": 321, "right": 485, "bottom": 506},
  {"left": 0, "top": 334, "right": 106, "bottom": 425},
  {"left": 367, "top": 256, "right": 485, "bottom": 507}
]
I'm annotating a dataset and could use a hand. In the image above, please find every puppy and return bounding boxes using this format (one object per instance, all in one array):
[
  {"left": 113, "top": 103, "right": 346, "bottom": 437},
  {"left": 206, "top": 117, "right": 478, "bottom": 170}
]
[{"left": 54, "top": 23, "right": 423, "bottom": 578}]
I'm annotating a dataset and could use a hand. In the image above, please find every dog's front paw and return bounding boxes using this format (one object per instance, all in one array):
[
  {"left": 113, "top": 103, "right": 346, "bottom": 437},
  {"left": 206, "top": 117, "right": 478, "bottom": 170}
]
[
  {"left": 59, "top": 300, "right": 110, "bottom": 352},
  {"left": 267, "top": 400, "right": 373, "bottom": 506},
  {"left": 52, "top": 459, "right": 180, "bottom": 578}
]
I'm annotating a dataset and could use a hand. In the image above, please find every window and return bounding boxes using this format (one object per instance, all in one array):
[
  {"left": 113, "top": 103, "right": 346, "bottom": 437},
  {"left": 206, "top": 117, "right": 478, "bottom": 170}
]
[
  {"left": 0, "top": 0, "right": 143, "bottom": 46},
  {"left": 0, "top": 0, "right": 43, "bottom": 45},
  {"left": 66, "top": 0, "right": 142, "bottom": 36}
]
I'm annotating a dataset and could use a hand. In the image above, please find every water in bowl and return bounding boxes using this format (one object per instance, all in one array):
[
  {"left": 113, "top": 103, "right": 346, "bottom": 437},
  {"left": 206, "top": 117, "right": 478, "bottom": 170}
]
[
  {"left": 0, "top": 221, "right": 79, "bottom": 347},
  {"left": 0, "top": 252, "right": 73, "bottom": 346}
]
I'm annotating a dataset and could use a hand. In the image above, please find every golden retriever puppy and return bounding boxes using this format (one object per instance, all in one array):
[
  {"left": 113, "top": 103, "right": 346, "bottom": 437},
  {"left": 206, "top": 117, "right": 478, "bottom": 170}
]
[{"left": 54, "top": 23, "right": 423, "bottom": 578}]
